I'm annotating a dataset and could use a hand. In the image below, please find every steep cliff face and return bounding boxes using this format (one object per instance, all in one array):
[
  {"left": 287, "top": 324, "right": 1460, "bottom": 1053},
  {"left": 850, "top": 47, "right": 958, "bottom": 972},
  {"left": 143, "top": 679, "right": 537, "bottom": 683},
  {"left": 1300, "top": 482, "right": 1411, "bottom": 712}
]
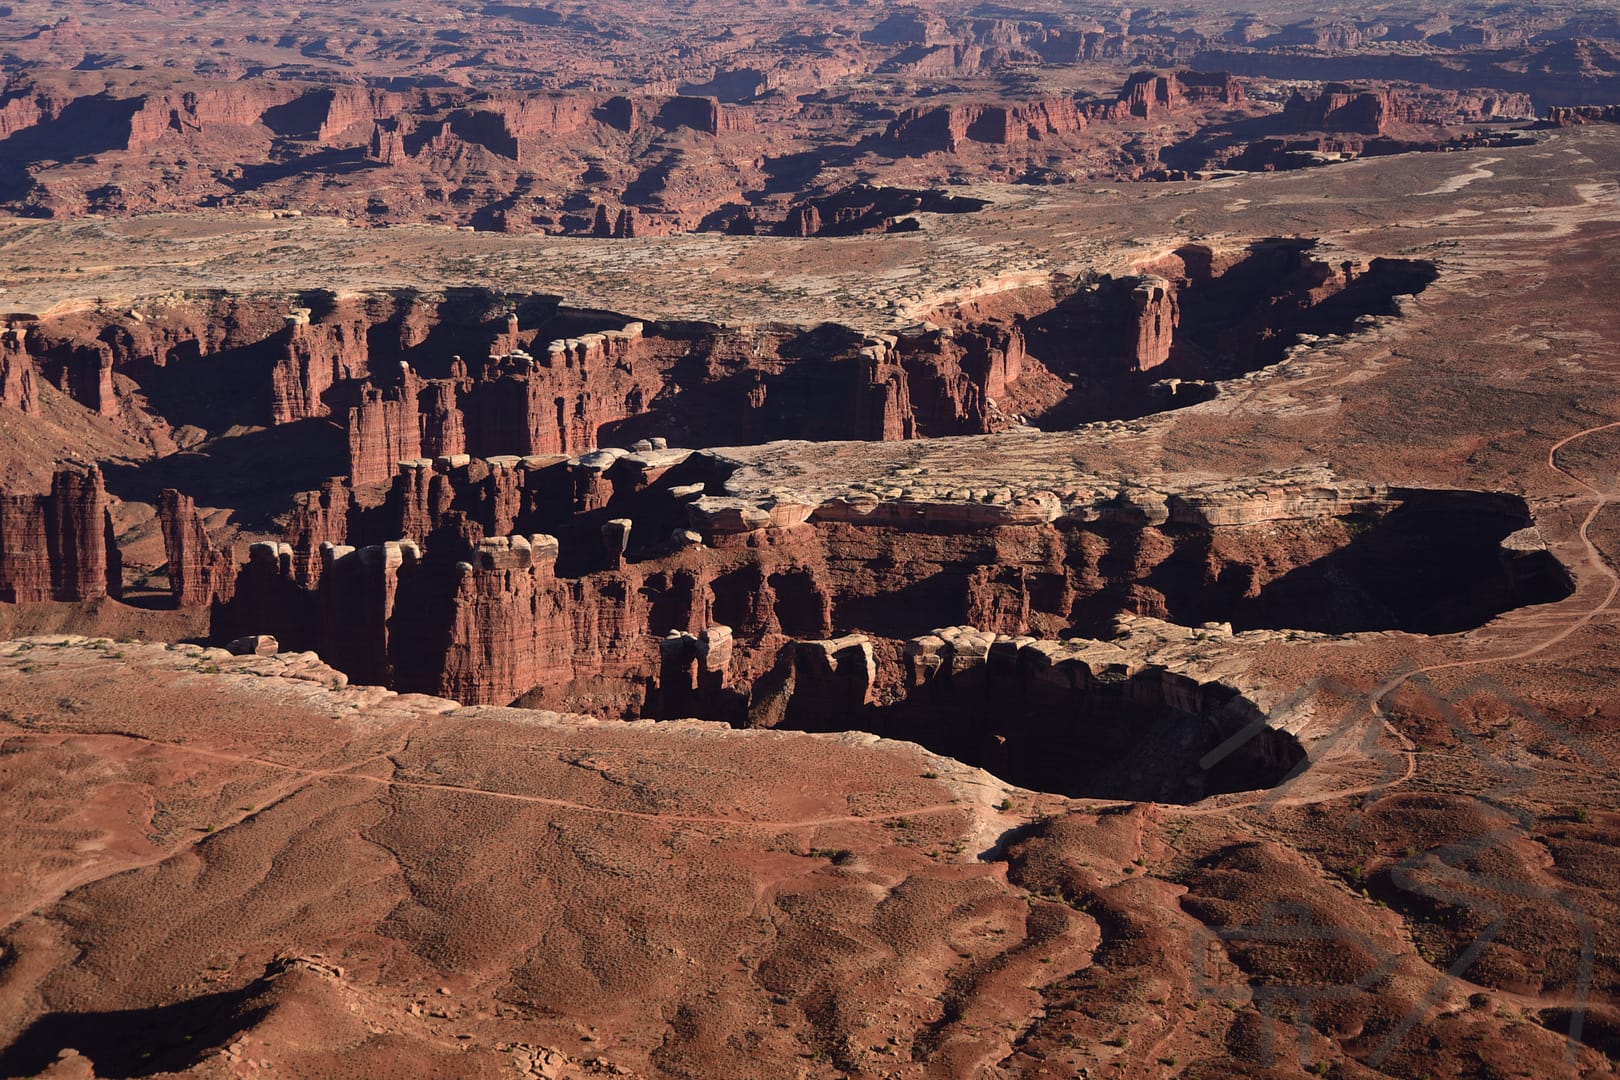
[
  {"left": 1548, "top": 104, "right": 1620, "bottom": 124},
  {"left": 157, "top": 489, "right": 236, "bottom": 608},
  {"left": 882, "top": 71, "right": 1244, "bottom": 152},
  {"left": 124, "top": 85, "right": 293, "bottom": 150},
  {"left": 284, "top": 480, "right": 351, "bottom": 588},
  {"left": 205, "top": 446, "right": 1570, "bottom": 718},
  {"left": 1086, "top": 70, "right": 1246, "bottom": 121},
  {"left": 271, "top": 311, "right": 374, "bottom": 424},
  {"left": 0, "top": 465, "right": 120, "bottom": 603},
  {"left": 315, "top": 538, "right": 421, "bottom": 687},
  {"left": 0, "top": 491, "right": 52, "bottom": 604},
  {"left": 0, "top": 329, "right": 38, "bottom": 415},
  {"left": 48, "top": 466, "right": 120, "bottom": 602},
  {"left": 347, "top": 371, "right": 428, "bottom": 487},
  {"left": 4, "top": 258, "right": 1430, "bottom": 483},
  {"left": 340, "top": 318, "right": 976, "bottom": 482},
  {"left": 435, "top": 536, "right": 634, "bottom": 706},
  {"left": 315, "top": 87, "right": 409, "bottom": 143},
  {"left": 885, "top": 98, "right": 1087, "bottom": 149},
  {"left": 32, "top": 340, "right": 117, "bottom": 417},
  {"left": 1282, "top": 84, "right": 1536, "bottom": 134},
  {"left": 1283, "top": 86, "right": 1408, "bottom": 134},
  {"left": 1128, "top": 276, "right": 1178, "bottom": 371}
]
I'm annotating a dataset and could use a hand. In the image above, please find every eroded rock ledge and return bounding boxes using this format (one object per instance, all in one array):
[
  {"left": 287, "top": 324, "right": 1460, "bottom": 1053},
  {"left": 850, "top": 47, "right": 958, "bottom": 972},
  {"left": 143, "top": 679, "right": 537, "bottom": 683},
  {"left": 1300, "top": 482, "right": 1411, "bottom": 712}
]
[{"left": 0, "top": 239, "right": 1433, "bottom": 478}]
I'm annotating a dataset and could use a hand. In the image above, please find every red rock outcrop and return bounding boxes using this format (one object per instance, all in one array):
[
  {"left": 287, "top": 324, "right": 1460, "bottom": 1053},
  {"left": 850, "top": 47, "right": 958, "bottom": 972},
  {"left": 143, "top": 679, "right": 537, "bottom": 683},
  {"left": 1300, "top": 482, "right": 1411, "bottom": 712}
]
[
  {"left": 1282, "top": 86, "right": 1413, "bottom": 135},
  {"left": 1547, "top": 104, "right": 1620, "bottom": 124},
  {"left": 1086, "top": 71, "right": 1246, "bottom": 121},
  {"left": 314, "top": 538, "right": 420, "bottom": 686},
  {"left": 346, "top": 324, "right": 677, "bottom": 482},
  {"left": 654, "top": 95, "right": 751, "bottom": 134},
  {"left": 367, "top": 118, "right": 407, "bottom": 164},
  {"left": 1282, "top": 84, "right": 1535, "bottom": 135},
  {"left": 284, "top": 479, "right": 352, "bottom": 588},
  {"left": 0, "top": 491, "right": 53, "bottom": 604},
  {"left": 228, "top": 528, "right": 658, "bottom": 706},
  {"left": 347, "top": 370, "right": 427, "bottom": 487},
  {"left": 271, "top": 310, "right": 374, "bottom": 424},
  {"left": 124, "top": 85, "right": 295, "bottom": 150},
  {"left": 0, "top": 329, "right": 38, "bottom": 415},
  {"left": 317, "top": 87, "right": 409, "bottom": 143},
  {"left": 157, "top": 489, "right": 236, "bottom": 608},
  {"left": 0, "top": 465, "right": 120, "bottom": 603},
  {"left": 0, "top": 85, "right": 60, "bottom": 139},
  {"left": 26, "top": 338, "right": 118, "bottom": 418},
  {"left": 885, "top": 98, "right": 1086, "bottom": 149},
  {"left": 1129, "top": 276, "right": 1179, "bottom": 370},
  {"left": 205, "top": 426, "right": 1562, "bottom": 723},
  {"left": 495, "top": 94, "right": 598, "bottom": 139}
]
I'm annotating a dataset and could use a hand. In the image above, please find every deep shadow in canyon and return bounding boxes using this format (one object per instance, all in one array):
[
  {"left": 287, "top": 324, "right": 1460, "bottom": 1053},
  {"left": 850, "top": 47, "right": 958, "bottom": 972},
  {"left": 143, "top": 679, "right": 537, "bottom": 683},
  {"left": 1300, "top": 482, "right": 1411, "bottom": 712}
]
[
  {"left": 16, "top": 238, "right": 1440, "bottom": 516},
  {"left": 1013, "top": 240, "right": 1439, "bottom": 430},
  {"left": 743, "top": 635, "right": 1307, "bottom": 804},
  {"left": 1228, "top": 493, "right": 1573, "bottom": 634}
]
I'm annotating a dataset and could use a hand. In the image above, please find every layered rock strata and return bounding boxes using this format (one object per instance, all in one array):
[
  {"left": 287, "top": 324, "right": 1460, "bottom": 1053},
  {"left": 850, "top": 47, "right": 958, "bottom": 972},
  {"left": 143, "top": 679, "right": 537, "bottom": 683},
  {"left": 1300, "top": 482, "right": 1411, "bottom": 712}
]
[
  {"left": 211, "top": 453, "right": 1569, "bottom": 722},
  {"left": 157, "top": 489, "right": 236, "bottom": 608},
  {"left": 0, "top": 466, "right": 121, "bottom": 603}
]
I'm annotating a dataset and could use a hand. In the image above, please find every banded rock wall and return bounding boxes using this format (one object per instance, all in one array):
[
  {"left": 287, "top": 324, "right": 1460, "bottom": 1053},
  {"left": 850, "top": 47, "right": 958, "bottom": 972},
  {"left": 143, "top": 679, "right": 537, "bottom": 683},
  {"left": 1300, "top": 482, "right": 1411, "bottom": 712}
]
[{"left": 0, "top": 465, "right": 121, "bottom": 603}]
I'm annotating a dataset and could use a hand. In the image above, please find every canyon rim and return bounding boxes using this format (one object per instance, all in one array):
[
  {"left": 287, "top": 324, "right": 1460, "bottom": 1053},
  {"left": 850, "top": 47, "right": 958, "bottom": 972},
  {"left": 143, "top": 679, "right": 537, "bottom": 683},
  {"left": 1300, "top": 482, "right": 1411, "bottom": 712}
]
[{"left": 4, "top": 2, "right": 1620, "bottom": 1077}]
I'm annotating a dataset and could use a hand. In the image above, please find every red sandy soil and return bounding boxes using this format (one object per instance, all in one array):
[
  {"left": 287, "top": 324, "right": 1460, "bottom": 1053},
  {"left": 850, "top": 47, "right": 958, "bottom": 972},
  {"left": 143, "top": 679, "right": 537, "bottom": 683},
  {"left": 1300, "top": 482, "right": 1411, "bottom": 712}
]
[
  {"left": 4, "top": 20, "right": 1620, "bottom": 1077},
  {"left": 1, "top": 638, "right": 1617, "bottom": 1079}
]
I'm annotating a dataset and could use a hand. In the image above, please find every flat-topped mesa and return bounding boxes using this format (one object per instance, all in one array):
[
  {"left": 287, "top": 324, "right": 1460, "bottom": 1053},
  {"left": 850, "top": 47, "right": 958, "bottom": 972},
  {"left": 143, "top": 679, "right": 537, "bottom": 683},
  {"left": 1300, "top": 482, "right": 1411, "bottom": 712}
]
[
  {"left": 1084, "top": 70, "right": 1246, "bottom": 122},
  {"left": 32, "top": 274, "right": 1426, "bottom": 480},
  {"left": 0, "top": 327, "right": 38, "bottom": 415},
  {"left": 1547, "top": 105, "right": 1620, "bottom": 126},
  {"left": 688, "top": 496, "right": 819, "bottom": 543},
  {"left": 1282, "top": 84, "right": 1535, "bottom": 136},
  {"left": 680, "top": 455, "right": 1571, "bottom": 638},
  {"left": 123, "top": 84, "right": 301, "bottom": 151},
  {"left": 881, "top": 71, "right": 1242, "bottom": 152},
  {"left": 884, "top": 97, "right": 1087, "bottom": 150},
  {"left": 324, "top": 288, "right": 1278, "bottom": 474},
  {"left": 316, "top": 86, "right": 407, "bottom": 145},
  {"left": 472, "top": 533, "right": 558, "bottom": 572},
  {"left": 689, "top": 466, "right": 1393, "bottom": 545},
  {"left": 653, "top": 95, "right": 752, "bottom": 135},
  {"left": 0, "top": 465, "right": 120, "bottom": 603},
  {"left": 157, "top": 489, "right": 236, "bottom": 608}
]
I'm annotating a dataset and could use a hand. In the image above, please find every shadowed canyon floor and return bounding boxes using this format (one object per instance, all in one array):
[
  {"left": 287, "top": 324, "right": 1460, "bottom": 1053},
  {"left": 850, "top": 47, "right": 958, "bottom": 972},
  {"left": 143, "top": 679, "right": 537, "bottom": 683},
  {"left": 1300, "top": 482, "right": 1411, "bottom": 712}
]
[{"left": 6, "top": 92, "right": 1620, "bottom": 1080}]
